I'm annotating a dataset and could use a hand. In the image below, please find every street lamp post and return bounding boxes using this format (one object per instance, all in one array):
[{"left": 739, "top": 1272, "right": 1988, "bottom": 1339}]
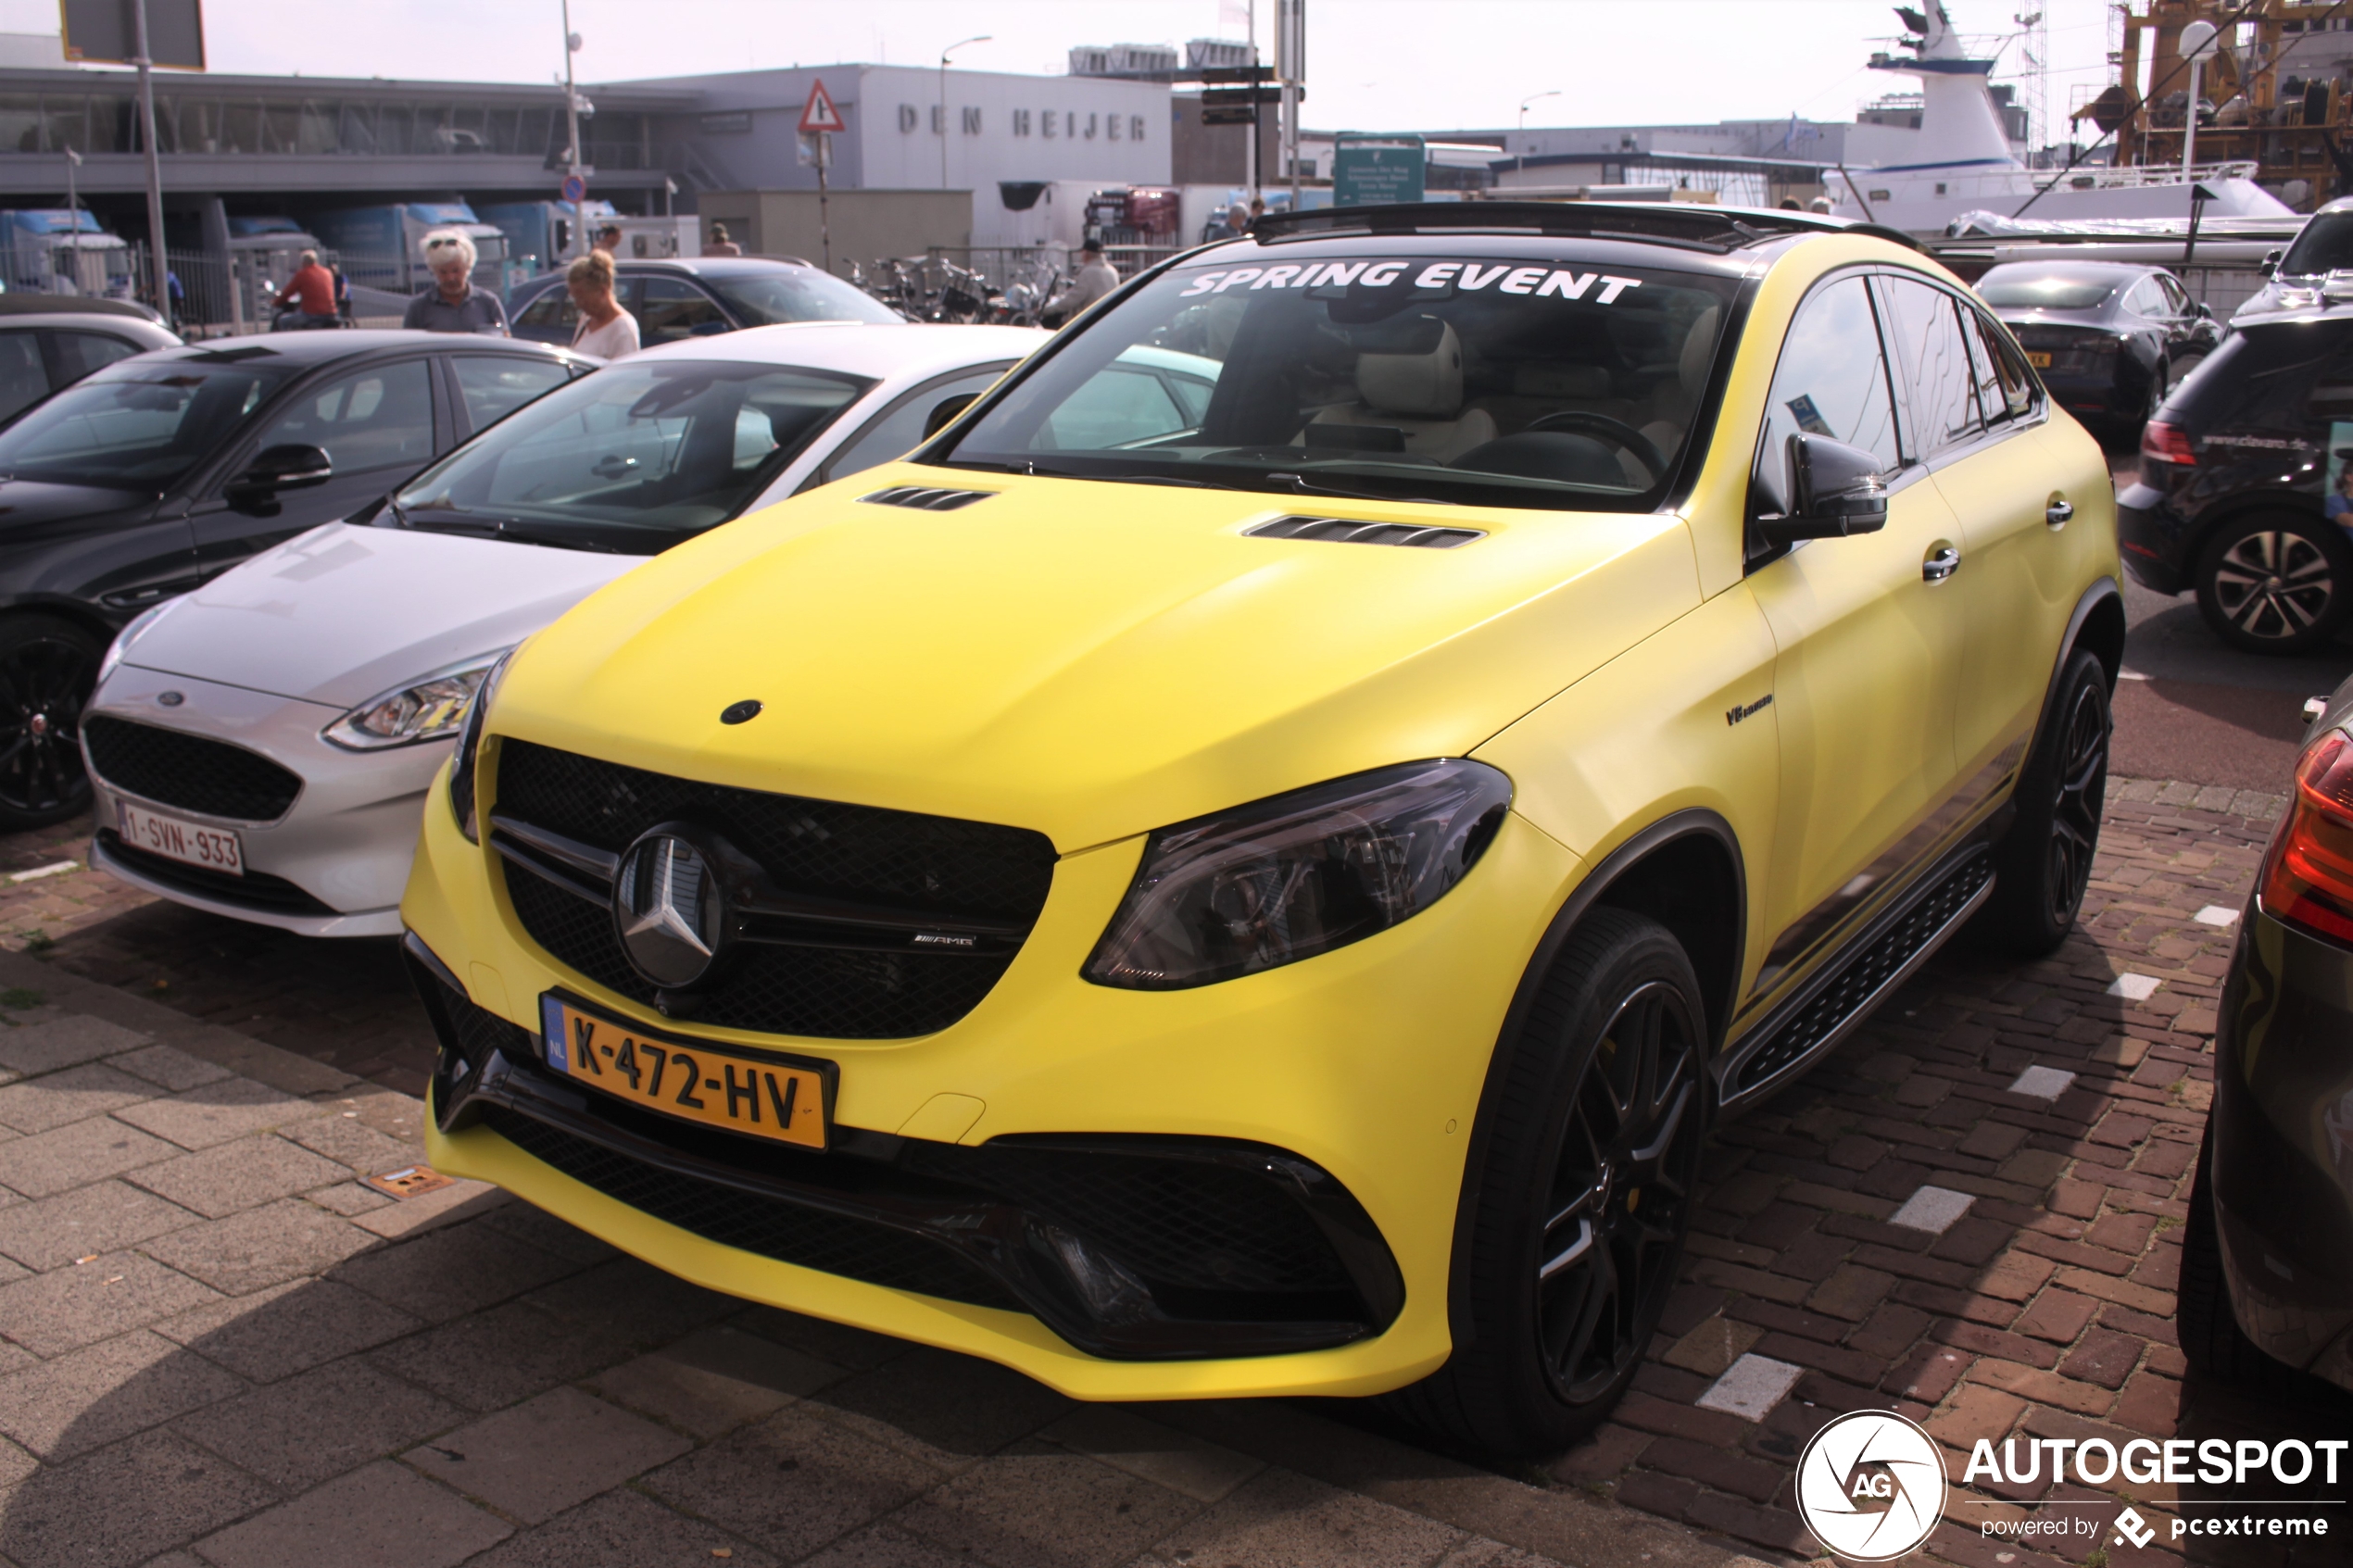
[
  {"left": 132, "top": 0, "right": 167, "bottom": 311},
  {"left": 939, "top": 35, "right": 990, "bottom": 191},
  {"left": 1517, "top": 91, "right": 1561, "bottom": 180},
  {"left": 562, "top": 0, "right": 585, "bottom": 260}
]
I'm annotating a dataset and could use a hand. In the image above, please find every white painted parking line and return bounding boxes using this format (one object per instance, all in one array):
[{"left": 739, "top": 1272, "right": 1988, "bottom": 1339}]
[
  {"left": 1889, "top": 1185, "right": 1975, "bottom": 1235},
  {"left": 2008, "top": 1065, "right": 2078, "bottom": 1100},
  {"left": 7, "top": 860, "right": 75, "bottom": 883},
  {"left": 2194, "top": 906, "right": 2239, "bottom": 927},
  {"left": 2106, "top": 973, "right": 2161, "bottom": 1001},
  {"left": 1695, "top": 1353, "right": 1804, "bottom": 1422}
]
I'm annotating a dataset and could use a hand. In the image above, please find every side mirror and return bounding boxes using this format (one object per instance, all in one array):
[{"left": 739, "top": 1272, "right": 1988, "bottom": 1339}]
[
  {"left": 229, "top": 444, "right": 332, "bottom": 495},
  {"left": 923, "top": 392, "right": 980, "bottom": 439},
  {"left": 2195, "top": 300, "right": 2215, "bottom": 320},
  {"left": 2261, "top": 248, "right": 2284, "bottom": 278},
  {"left": 1757, "top": 433, "right": 1888, "bottom": 545}
]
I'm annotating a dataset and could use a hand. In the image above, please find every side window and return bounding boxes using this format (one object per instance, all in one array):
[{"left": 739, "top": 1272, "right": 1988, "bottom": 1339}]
[
  {"left": 1962, "top": 309, "right": 2037, "bottom": 425},
  {"left": 0, "top": 331, "right": 49, "bottom": 423},
  {"left": 453, "top": 356, "right": 572, "bottom": 433},
  {"left": 247, "top": 359, "right": 434, "bottom": 473},
  {"left": 637, "top": 278, "right": 729, "bottom": 345},
  {"left": 2158, "top": 275, "right": 2194, "bottom": 317},
  {"left": 50, "top": 332, "right": 139, "bottom": 384},
  {"left": 1751, "top": 274, "right": 1899, "bottom": 518},
  {"left": 1042, "top": 366, "right": 1189, "bottom": 451},
  {"left": 1878, "top": 276, "right": 1982, "bottom": 459},
  {"left": 516, "top": 286, "right": 577, "bottom": 333},
  {"left": 819, "top": 365, "right": 1010, "bottom": 483},
  {"left": 2123, "top": 277, "right": 2169, "bottom": 318}
]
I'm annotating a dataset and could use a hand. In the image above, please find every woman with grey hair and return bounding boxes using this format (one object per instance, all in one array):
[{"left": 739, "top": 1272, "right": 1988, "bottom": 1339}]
[{"left": 402, "top": 228, "right": 508, "bottom": 333}]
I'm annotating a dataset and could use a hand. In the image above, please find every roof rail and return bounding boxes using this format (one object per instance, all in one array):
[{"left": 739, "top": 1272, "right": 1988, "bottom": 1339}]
[{"left": 1248, "top": 200, "right": 1921, "bottom": 254}]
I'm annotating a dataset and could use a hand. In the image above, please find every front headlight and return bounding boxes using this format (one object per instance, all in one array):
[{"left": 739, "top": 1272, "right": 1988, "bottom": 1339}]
[
  {"left": 97, "top": 601, "right": 173, "bottom": 684},
  {"left": 1084, "top": 759, "right": 1513, "bottom": 991},
  {"left": 445, "top": 651, "right": 510, "bottom": 846},
  {"left": 321, "top": 651, "right": 512, "bottom": 751}
]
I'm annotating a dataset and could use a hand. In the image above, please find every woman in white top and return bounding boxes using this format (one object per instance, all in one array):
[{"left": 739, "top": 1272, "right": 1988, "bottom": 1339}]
[{"left": 567, "top": 250, "right": 640, "bottom": 360}]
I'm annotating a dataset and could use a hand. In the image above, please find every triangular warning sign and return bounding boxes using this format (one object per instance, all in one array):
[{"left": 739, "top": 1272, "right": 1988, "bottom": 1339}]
[{"left": 799, "top": 79, "right": 848, "bottom": 135}]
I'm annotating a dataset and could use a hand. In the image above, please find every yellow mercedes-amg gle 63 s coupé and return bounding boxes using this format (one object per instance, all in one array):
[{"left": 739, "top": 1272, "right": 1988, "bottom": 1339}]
[{"left": 398, "top": 203, "right": 2121, "bottom": 1456}]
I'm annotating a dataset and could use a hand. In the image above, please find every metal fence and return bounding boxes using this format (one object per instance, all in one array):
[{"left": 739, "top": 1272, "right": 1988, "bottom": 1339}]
[{"left": 924, "top": 244, "right": 1186, "bottom": 292}]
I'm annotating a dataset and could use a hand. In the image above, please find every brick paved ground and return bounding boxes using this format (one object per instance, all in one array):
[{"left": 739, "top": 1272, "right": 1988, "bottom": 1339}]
[{"left": 0, "top": 781, "right": 2344, "bottom": 1566}]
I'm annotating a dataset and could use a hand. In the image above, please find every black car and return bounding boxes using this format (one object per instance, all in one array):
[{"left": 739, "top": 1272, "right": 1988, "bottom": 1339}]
[
  {"left": 2186, "top": 671, "right": 2353, "bottom": 1395},
  {"left": 2116, "top": 307, "right": 2353, "bottom": 654},
  {"left": 0, "top": 329, "right": 590, "bottom": 830},
  {"left": 505, "top": 257, "right": 900, "bottom": 348},
  {"left": 1974, "top": 259, "right": 2221, "bottom": 435}
]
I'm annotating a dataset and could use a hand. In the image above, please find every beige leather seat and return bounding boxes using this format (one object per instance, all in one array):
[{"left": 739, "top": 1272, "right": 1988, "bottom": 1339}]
[
  {"left": 1637, "top": 306, "right": 1721, "bottom": 459},
  {"left": 1307, "top": 320, "right": 1497, "bottom": 463}
]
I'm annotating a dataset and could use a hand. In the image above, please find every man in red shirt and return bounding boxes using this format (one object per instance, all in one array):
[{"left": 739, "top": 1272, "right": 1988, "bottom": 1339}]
[{"left": 274, "top": 249, "right": 339, "bottom": 329}]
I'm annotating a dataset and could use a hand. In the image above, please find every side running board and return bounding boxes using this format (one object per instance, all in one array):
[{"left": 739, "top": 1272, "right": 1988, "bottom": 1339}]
[{"left": 1716, "top": 846, "right": 1994, "bottom": 1114}]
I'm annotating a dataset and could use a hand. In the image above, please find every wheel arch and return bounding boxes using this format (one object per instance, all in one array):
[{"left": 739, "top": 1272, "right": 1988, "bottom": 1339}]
[{"left": 0, "top": 594, "right": 123, "bottom": 650}]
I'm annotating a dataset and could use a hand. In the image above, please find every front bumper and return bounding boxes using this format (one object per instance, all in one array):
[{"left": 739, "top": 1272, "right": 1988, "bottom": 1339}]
[
  {"left": 2209, "top": 903, "right": 2353, "bottom": 1394},
  {"left": 401, "top": 753, "right": 1582, "bottom": 1399},
  {"left": 85, "top": 663, "right": 453, "bottom": 935}
]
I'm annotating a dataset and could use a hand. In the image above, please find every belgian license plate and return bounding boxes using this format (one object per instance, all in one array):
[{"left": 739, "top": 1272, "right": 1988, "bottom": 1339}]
[
  {"left": 116, "top": 799, "right": 243, "bottom": 875},
  {"left": 540, "top": 996, "right": 829, "bottom": 1150},
  {"left": 2025, "top": 351, "right": 2053, "bottom": 368}
]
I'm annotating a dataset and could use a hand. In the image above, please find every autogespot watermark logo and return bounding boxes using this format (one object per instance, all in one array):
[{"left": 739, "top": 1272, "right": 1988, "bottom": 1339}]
[{"left": 1796, "top": 1411, "right": 1949, "bottom": 1562}]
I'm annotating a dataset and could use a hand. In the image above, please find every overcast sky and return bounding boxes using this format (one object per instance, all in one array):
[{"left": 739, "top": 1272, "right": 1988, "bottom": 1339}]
[{"left": 3, "top": 0, "right": 2119, "bottom": 142}]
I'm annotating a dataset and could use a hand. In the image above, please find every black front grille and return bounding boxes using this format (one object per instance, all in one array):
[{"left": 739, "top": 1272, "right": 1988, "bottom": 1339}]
[
  {"left": 479, "top": 1105, "right": 1026, "bottom": 1310},
  {"left": 97, "top": 831, "right": 333, "bottom": 915},
  {"left": 84, "top": 715, "right": 304, "bottom": 822},
  {"left": 492, "top": 739, "right": 1057, "bottom": 1039}
]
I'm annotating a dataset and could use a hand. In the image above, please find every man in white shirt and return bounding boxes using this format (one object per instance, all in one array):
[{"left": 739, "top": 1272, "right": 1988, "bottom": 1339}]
[{"left": 567, "top": 250, "right": 640, "bottom": 359}]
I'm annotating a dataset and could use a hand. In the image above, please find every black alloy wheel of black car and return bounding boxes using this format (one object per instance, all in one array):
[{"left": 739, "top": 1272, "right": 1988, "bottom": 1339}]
[
  {"left": 1390, "top": 909, "right": 1707, "bottom": 1456},
  {"left": 0, "top": 615, "right": 98, "bottom": 831},
  {"left": 2194, "top": 516, "right": 2352, "bottom": 655},
  {"left": 1976, "top": 649, "right": 2110, "bottom": 958}
]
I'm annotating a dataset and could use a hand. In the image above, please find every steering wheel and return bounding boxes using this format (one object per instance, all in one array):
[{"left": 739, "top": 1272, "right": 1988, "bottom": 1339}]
[{"left": 1514, "top": 411, "right": 1668, "bottom": 483}]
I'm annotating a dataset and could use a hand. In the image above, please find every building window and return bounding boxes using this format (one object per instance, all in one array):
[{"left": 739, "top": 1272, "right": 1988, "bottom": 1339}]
[
  {"left": 1013, "top": 107, "right": 1031, "bottom": 136},
  {"left": 1130, "top": 115, "right": 1147, "bottom": 142},
  {"left": 899, "top": 104, "right": 917, "bottom": 132},
  {"left": 962, "top": 106, "right": 981, "bottom": 134}
]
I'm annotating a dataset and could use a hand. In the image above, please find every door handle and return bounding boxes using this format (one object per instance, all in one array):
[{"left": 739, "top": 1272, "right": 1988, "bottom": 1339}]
[
  {"left": 1923, "top": 544, "right": 1961, "bottom": 583},
  {"left": 2045, "top": 498, "right": 2073, "bottom": 529}
]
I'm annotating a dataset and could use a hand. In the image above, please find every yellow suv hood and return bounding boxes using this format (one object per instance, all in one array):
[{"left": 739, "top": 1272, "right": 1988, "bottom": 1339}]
[{"left": 492, "top": 465, "right": 1700, "bottom": 850}]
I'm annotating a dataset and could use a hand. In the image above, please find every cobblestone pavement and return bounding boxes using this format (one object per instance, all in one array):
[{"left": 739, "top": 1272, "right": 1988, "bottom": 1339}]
[{"left": 0, "top": 779, "right": 2343, "bottom": 1567}]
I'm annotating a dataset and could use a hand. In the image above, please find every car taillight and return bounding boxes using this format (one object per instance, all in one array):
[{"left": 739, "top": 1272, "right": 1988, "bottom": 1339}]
[
  {"left": 2141, "top": 420, "right": 2196, "bottom": 465},
  {"left": 2259, "top": 731, "right": 2353, "bottom": 944}
]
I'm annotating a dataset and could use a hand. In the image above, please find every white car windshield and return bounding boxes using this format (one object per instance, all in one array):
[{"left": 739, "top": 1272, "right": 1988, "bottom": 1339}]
[
  {"left": 940, "top": 251, "right": 1739, "bottom": 510},
  {"left": 388, "top": 359, "right": 873, "bottom": 553}
]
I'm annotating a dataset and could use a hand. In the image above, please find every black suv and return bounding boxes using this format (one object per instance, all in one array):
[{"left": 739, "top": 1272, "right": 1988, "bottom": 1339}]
[
  {"left": 2120, "top": 305, "right": 2353, "bottom": 653},
  {"left": 0, "top": 330, "right": 588, "bottom": 831}
]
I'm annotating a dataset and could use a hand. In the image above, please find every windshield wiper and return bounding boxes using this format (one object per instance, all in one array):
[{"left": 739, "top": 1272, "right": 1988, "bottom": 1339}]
[
  {"left": 386, "top": 508, "right": 621, "bottom": 553},
  {"left": 1262, "top": 471, "right": 1444, "bottom": 506}
]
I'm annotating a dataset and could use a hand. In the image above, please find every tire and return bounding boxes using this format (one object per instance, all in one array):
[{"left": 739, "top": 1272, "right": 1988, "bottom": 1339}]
[
  {"left": 1388, "top": 909, "right": 1708, "bottom": 1458},
  {"left": 1974, "top": 648, "right": 2109, "bottom": 959},
  {"left": 2180, "top": 1122, "right": 2308, "bottom": 1389},
  {"left": 2194, "top": 513, "right": 2353, "bottom": 655},
  {"left": 0, "top": 613, "right": 99, "bottom": 833}
]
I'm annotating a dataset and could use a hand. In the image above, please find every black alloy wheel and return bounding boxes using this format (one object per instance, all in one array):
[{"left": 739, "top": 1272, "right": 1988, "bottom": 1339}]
[
  {"left": 0, "top": 615, "right": 99, "bottom": 831},
  {"left": 1389, "top": 909, "right": 1708, "bottom": 1457},
  {"left": 1974, "top": 648, "right": 2110, "bottom": 958},
  {"left": 1535, "top": 976, "right": 1704, "bottom": 1405},
  {"left": 2195, "top": 517, "right": 2351, "bottom": 655}
]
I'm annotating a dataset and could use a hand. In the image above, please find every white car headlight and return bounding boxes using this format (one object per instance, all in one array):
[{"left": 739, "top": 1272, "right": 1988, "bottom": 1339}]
[
  {"left": 321, "top": 651, "right": 513, "bottom": 751},
  {"left": 97, "top": 601, "right": 174, "bottom": 684}
]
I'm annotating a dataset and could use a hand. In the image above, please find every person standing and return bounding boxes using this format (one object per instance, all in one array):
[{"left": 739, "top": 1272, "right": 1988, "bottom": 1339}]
[
  {"left": 705, "top": 221, "right": 743, "bottom": 257},
  {"left": 401, "top": 230, "right": 508, "bottom": 334},
  {"left": 567, "top": 250, "right": 638, "bottom": 359},
  {"left": 273, "top": 248, "right": 338, "bottom": 329},
  {"left": 1045, "top": 238, "right": 1118, "bottom": 327},
  {"left": 593, "top": 222, "right": 623, "bottom": 257},
  {"left": 1204, "top": 200, "right": 1250, "bottom": 242}
]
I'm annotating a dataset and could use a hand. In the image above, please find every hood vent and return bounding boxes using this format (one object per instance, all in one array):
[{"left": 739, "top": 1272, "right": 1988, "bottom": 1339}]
[
  {"left": 1246, "top": 515, "right": 1483, "bottom": 549},
  {"left": 861, "top": 485, "right": 996, "bottom": 511}
]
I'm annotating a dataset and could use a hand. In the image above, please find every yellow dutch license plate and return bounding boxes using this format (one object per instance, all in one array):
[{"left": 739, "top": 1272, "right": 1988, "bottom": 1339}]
[
  {"left": 539, "top": 996, "right": 829, "bottom": 1150},
  {"left": 2025, "top": 351, "right": 2052, "bottom": 369}
]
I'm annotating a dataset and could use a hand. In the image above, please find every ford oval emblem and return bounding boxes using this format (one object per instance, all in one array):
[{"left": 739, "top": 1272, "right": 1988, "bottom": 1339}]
[{"left": 157, "top": 691, "right": 184, "bottom": 707}]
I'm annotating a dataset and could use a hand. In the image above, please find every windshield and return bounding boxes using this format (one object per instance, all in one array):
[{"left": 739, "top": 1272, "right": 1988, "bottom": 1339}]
[
  {"left": 0, "top": 359, "right": 292, "bottom": 490},
  {"left": 705, "top": 270, "right": 903, "bottom": 327},
  {"left": 389, "top": 358, "right": 873, "bottom": 552},
  {"left": 1976, "top": 273, "right": 2116, "bottom": 310},
  {"left": 938, "top": 252, "right": 1738, "bottom": 510},
  {"left": 2282, "top": 212, "right": 2353, "bottom": 277}
]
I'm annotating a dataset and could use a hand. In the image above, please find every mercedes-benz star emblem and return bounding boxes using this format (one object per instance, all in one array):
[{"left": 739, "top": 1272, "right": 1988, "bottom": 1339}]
[{"left": 613, "top": 830, "right": 727, "bottom": 988}]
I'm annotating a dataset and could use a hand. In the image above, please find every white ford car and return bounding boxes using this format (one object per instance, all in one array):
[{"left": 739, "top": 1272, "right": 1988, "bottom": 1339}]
[{"left": 82, "top": 321, "right": 1048, "bottom": 935}]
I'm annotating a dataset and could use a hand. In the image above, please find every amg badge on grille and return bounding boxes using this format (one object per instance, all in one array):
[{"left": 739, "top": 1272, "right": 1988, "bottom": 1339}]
[{"left": 613, "top": 829, "right": 728, "bottom": 987}]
